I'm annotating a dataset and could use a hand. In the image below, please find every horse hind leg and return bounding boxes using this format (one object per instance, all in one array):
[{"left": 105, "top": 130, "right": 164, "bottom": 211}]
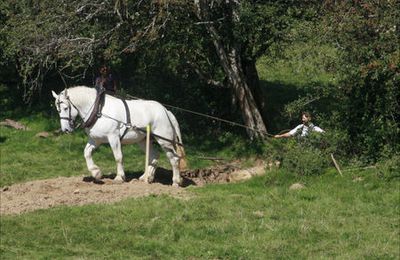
[
  {"left": 138, "top": 140, "right": 159, "bottom": 184},
  {"left": 155, "top": 137, "right": 182, "bottom": 187},
  {"left": 164, "top": 148, "right": 182, "bottom": 187}
]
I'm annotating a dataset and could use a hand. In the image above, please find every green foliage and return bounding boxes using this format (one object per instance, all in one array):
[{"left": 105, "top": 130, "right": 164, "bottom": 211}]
[
  {"left": 257, "top": 1, "right": 399, "bottom": 162},
  {"left": 281, "top": 141, "right": 329, "bottom": 176},
  {"left": 262, "top": 130, "right": 352, "bottom": 176},
  {"left": 323, "top": 1, "right": 400, "bottom": 161}
]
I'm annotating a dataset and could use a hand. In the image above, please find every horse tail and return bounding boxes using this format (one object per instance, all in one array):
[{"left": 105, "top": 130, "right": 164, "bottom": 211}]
[{"left": 166, "top": 110, "right": 187, "bottom": 171}]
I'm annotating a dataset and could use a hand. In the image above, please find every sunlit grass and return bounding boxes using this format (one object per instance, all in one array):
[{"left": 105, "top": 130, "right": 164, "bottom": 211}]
[{"left": 1, "top": 170, "right": 398, "bottom": 259}]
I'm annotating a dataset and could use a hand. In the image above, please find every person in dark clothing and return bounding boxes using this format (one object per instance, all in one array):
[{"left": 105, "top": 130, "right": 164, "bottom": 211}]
[{"left": 95, "top": 64, "right": 117, "bottom": 95}]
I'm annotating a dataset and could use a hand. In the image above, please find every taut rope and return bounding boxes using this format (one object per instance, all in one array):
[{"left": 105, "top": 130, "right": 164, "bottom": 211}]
[{"left": 126, "top": 94, "right": 276, "bottom": 138}]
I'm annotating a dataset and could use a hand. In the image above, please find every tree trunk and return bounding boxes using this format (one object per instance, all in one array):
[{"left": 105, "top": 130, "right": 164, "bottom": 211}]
[
  {"left": 194, "top": 0, "right": 267, "bottom": 138},
  {"left": 226, "top": 48, "right": 267, "bottom": 138},
  {"left": 242, "top": 59, "right": 266, "bottom": 118},
  {"left": 207, "top": 25, "right": 267, "bottom": 138}
]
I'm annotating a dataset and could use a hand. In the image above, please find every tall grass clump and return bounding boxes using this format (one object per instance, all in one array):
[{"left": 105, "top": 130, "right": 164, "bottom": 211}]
[{"left": 376, "top": 155, "right": 400, "bottom": 181}]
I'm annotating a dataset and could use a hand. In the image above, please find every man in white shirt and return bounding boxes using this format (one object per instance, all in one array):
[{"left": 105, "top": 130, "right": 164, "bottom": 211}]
[{"left": 274, "top": 112, "right": 324, "bottom": 138}]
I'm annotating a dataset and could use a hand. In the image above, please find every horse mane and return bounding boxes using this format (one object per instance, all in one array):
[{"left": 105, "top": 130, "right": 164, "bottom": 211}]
[{"left": 67, "top": 86, "right": 96, "bottom": 106}]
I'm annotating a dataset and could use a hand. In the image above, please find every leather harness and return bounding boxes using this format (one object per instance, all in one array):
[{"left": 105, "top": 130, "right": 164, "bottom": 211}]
[
  {"left": 119, "top": 98, "right": 132, "bottom": 140},
  {"left": 81, "top": 88, "right": 106, "bottom": 129},
  {"left": 63, "top": 89, "right": 183, "bottom": 146},
  {"left": 79, "top": 88, "right": 131, "bottom": 140}
]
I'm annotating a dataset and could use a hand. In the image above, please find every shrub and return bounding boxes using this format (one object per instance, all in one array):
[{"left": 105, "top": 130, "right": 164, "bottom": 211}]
[
  {"left": 280, "top": 139, "right": 329, "bottom": 176},
  {"left": 264, "top": 130, "right": 353, "bottom": 176}
]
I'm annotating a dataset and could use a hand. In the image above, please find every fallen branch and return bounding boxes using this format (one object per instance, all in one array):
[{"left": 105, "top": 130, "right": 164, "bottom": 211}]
[{"left": 0, "top": 119, "right": 29, "bottom": 130}]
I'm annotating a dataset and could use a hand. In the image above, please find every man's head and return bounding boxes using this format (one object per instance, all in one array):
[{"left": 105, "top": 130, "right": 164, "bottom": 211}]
[
  {"left": 99, "top": 65, "right": 109, "bottom": 75},
  {"left": 301, "top": 112, "right": 312, "bottom": 125}
]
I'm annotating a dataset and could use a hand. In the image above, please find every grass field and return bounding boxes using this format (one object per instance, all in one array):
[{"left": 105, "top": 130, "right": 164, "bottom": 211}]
[{"left": 1, "top": 169, "right": 399, "bottom": 259}]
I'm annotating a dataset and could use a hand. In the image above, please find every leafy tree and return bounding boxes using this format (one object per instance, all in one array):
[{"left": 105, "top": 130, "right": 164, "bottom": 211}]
[
  {"left": 145, "top": 0, "right": 319, "bottom": 138},
  {"left": 323, "top": 0, "right": 400, "bottom": 160},
  {"left": 1, "top": 0, "right": 165, "bottom": 102},
  {"left": 1, "top": 0, "right": 319, "bottom": 139}
]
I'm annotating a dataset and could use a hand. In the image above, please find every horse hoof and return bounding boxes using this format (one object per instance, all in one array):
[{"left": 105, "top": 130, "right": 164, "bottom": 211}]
[
  {"left": 91, "top": 169, "right": 102, "bottom": 180},
  {"left": 139, "top": 174, "right": 152, "bottom": 184},
  {"left": 172, "top": 183, "right": 180, "bottom": 188},
  {"left": 113, "top": 176, "right": 125, "bottom": 183}
]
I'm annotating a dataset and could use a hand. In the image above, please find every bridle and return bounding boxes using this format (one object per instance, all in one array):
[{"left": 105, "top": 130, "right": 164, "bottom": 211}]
[{"left": 56, "top": 90, "right": 81, "bottom": 129}]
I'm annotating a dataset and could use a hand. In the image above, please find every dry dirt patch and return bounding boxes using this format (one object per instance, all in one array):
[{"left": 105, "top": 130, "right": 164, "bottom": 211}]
[{"left": 1, "top": 163, "right": 266, "bottom": 215}]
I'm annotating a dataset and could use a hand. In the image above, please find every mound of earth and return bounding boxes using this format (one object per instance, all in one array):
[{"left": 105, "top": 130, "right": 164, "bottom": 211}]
[{"left": 1, "top": 163, "right": 265, "bottom": 215}]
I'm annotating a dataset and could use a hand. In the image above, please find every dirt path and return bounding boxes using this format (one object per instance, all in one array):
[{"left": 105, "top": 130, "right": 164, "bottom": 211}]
[
  {"left": 1, "top": 164, "right": 257, "bottom": 215},
  {"left": 0, "top": 175, "right": 189, "bottom": 215}
]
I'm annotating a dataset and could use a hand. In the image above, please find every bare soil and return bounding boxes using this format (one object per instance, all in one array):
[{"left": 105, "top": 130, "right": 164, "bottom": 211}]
[{"left": 1, "top": 164, "right": 242, "bottom": 215}]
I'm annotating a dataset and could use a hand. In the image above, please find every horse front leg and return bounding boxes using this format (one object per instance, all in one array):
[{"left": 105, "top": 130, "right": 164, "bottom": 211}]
[
  {"left": 84, "top": 138, "right": 102, "bottom": 180},
  {"left": 108, "top": 135, "right": 126, "bottom": 182}
]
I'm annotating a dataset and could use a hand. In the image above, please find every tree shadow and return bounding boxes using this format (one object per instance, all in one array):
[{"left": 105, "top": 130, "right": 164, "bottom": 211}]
[
  {"left": 179, "top": 80, "right": 305, "bottom": 153},
  {"left": 259, "top": 79, "right": 305, "bottom": 134}
]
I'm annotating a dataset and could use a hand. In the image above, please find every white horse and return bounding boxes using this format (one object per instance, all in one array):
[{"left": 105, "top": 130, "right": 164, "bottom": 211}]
[{"left": 52, "top": 86, "right": 186, "bottom": 186}]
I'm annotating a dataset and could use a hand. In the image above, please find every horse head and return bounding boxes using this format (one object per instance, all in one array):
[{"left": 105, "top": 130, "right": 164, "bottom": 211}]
[{"left": 52, "top": 89, "right": 79, "bottom": 133}]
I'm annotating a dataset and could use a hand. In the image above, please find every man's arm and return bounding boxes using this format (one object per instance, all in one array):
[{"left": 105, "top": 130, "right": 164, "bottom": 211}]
[
  {"left": 313, "top": 126, "right": 324, "bottom": 133},
  {"left": 274, "top": 132, "right": 292, "bottom": 138},
  {"left": 274, "top": 125, "right": 302, "bottom": 138},
  {"left": 113, "top": 80, "right": 117, "bottom": 93},
  {"left": 111, "top": 74, "right": 118, "bottom": 93},
  {"left": 95, "top": 77, "right": 101, "bottom": 86}
]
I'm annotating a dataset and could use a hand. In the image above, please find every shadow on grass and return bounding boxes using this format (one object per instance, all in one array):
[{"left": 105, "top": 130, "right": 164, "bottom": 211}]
[
  {"left": 0, "top": 136, "right": 6, "bottom": 143},
  {"left": 82, "top": 167, "right": 196, "bottom": 187}
]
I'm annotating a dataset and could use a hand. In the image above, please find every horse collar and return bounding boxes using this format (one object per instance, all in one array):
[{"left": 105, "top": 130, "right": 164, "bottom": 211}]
[{"left": 81, "top": 88, "right": 106, "bottom": 129}]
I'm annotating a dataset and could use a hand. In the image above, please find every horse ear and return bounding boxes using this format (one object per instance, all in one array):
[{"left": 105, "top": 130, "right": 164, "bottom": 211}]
[{"left": 51, "top": 90, "right": 58, "bottom": 99}]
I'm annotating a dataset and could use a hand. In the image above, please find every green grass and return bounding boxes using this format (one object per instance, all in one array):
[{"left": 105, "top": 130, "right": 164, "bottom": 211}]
[{"left": 1, "top": 170, "right": 399, "bottom": 259}]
